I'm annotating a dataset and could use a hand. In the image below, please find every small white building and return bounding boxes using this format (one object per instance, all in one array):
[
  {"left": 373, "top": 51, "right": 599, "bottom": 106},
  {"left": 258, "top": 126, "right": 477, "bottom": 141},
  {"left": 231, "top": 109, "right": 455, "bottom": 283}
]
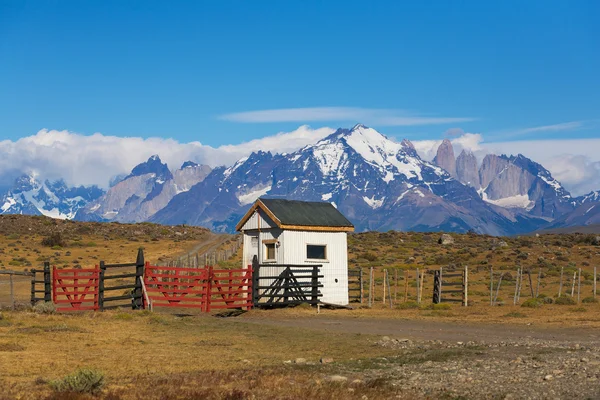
[{"left": 236, "top": 198, "right": 354, "bottom": 305}]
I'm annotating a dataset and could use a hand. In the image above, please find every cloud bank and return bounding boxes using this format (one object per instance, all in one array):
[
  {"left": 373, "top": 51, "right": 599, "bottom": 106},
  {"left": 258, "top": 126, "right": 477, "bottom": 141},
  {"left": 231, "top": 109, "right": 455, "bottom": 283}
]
[
  {"left": 0, "top": 126, "right": 334, "bottom": 189},
  {"left": 0, "top": 125, "right": 598, "bottom": 196}
]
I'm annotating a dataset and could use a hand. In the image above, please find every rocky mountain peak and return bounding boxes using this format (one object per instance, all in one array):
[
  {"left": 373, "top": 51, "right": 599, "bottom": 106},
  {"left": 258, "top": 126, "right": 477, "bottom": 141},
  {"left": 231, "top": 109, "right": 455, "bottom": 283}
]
[
  {"left": 180, "top": 161, "right": 199, "bottom": 169},
  {"left": 433, "top": 139, "right": 457, "bottom": 178},
  {"left": 127, "top": 155, "right": 173, "bottom": 181},
  {"left": 456, "top": 150, "right": 480, "bottom": 188}
]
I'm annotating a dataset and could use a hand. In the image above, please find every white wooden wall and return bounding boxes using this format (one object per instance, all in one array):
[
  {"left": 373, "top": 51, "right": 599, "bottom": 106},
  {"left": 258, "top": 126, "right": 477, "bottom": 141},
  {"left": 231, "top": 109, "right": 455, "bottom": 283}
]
[
  {"left": 240, "top": 208, "right": 349, "bottom": 306},
  {"left": 281, "top": 230, "right": 348, "bottom": 305}
]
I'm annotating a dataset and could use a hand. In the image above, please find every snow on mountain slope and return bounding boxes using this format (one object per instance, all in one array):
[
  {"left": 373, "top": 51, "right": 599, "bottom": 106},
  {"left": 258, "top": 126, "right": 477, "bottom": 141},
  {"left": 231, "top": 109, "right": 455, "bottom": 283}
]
[
  {"left": 0, "top": 175, "right": 103, "bottom": 219},
  {"left": 152, "top": 125, "right": 538, "bottom": 235},
  {"left": 77, "top": 156, "right": 211, "bottom": 222},
  {"left": 578, "top": 190, "right": 600, "bottom": 204}
]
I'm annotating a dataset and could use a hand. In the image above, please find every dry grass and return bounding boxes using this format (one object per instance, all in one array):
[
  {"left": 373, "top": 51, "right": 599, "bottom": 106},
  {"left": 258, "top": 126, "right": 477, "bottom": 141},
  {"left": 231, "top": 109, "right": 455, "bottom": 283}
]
[
  {"left": 0, "top": 310, "right": 401, "bottom": 399},
  {"left": 348, "top": 230, "right": 600, "bottom": 309}
]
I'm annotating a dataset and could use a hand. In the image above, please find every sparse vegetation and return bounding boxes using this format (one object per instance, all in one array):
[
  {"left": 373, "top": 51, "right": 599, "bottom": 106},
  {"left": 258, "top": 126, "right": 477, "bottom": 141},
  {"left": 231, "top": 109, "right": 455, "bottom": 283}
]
[{"left": 49, "top": 368, "right": 105, "bottom": 395}]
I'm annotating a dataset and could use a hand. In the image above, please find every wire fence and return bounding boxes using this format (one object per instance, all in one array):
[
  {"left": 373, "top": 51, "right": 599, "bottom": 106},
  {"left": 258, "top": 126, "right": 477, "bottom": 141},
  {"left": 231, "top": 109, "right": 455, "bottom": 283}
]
[{"left": 0, "top": 272, "right": 33, "bottom": 310}]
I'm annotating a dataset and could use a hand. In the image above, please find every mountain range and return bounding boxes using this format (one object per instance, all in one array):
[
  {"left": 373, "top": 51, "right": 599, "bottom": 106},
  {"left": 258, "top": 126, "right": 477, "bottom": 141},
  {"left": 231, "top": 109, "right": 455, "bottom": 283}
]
[{"left": 1, "top": 124, "right": 598, "bottom": 235}]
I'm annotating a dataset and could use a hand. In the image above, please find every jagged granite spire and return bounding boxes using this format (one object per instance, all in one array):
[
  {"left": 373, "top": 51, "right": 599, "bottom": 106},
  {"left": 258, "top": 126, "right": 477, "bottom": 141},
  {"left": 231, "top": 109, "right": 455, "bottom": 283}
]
[{"left": 433, "top": 139, "right": 457, "bottom": 178}]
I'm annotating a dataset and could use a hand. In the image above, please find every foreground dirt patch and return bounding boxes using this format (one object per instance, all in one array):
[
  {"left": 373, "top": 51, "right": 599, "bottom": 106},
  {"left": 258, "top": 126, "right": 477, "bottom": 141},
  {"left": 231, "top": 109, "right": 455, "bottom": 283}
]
[{"left": 1, "top": 309, "right": 600, "bottom": 399}]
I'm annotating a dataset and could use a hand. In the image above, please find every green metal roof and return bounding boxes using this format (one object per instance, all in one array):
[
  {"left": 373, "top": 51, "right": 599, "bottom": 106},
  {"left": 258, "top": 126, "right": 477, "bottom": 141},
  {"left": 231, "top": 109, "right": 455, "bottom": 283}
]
[{"left": 259, "top": 198, "right": 354, "bottom": 228}]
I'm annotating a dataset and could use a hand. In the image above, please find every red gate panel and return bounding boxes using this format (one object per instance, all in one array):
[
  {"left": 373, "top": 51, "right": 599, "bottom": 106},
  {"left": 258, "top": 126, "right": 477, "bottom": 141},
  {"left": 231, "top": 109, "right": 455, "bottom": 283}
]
[
  {"left": 144, "top": 265, "right": 210, "bottom": 310},
  {"left": 208, "top": 267, "right": 253, "bottom": 311},
  {"left": 143, "top": 264, "right": 253, "bottom": 312},
  {"left": 52, "top": 266, "right": 100, "bottom": 312}
]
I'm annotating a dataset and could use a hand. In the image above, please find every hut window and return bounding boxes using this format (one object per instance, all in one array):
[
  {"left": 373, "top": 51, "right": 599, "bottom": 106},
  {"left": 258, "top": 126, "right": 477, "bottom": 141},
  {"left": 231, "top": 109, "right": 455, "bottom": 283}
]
[
  {"left": 264, "top": 243, "right": 276, "bottom": 261},
  {"left": 307, "top": 244, "right": 327, "bottom": 260}
]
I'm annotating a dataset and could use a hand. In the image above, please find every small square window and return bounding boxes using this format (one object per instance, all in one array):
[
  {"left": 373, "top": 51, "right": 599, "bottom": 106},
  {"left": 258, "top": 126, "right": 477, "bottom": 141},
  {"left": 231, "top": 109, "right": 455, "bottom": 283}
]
[
  {"left": 307, "top": 245, "right": 326, "bottom": 260},
  {"left": 265, "top": 243, "right": 276, "bottom": 261}
]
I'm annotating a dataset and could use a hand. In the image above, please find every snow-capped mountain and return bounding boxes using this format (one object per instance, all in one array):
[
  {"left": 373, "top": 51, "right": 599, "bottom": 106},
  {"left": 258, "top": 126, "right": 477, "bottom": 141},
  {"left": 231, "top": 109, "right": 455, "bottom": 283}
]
[
  {"left": 435, "top": 140, "right": 576, "bottom": 219},
  {"left": 0, "top": 175, "right": 104, "bottom": 219},
  {"left": 151, "top": 124, "right": 548, "bottom": 234},
  {"left": 76, "top": 156, "right": 211, "bottom": 222},
  {"left": 578, "top": 190, "right": 600, "bottom": 205}
]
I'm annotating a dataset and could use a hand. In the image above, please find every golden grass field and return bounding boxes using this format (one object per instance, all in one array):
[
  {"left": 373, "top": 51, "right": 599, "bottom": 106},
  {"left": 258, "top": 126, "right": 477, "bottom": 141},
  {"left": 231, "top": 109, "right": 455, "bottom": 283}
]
[{"left": 1, "top": 216, "right": 600, "bottom": 399}]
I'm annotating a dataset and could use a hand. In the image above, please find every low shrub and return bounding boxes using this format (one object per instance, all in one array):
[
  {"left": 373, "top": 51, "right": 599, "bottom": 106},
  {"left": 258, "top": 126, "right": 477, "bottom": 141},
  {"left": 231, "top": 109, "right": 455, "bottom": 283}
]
[
  {"left": 396, "top": 301, "right": 419, "bottom": 310},
  {"left": 582, "top": 297, "right": 598, "bottom": 304},
  {"left": 32, "top": 301, "right": 56, "bottom": 314},
  {"left": 554, "top": 296, "right": 576, "bottom": 305},
  {"left": 521, "top": 298, "right": 544, "bottom": 308},
  {"left": 41, "top": 233, "right": 67, "bottom": 248},
  {"left": 49, "top": 368, "right": 105, "bottom": 395}
]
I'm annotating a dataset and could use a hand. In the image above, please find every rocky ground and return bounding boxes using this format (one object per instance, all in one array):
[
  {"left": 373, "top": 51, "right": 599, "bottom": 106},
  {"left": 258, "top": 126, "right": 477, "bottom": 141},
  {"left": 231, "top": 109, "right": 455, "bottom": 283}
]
[
  {"left": 289, "top": 336, "right": 600, "bottom": 399},
  {"left": 241, "top": 314, "right": 600, "bottom": 399},
  {"left": 355, "top": 336, "right": 600, "bottom": 399}
]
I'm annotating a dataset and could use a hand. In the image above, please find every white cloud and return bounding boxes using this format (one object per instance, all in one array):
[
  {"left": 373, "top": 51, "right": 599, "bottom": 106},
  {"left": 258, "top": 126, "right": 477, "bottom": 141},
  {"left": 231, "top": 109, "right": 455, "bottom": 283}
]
[
  {"left": 0, "top": 126, "right": 334, "bottom": 189},
  {"left": 1, "top": 124, "right": 598, "bottom": 198},
  {"left": 220, "top": 107, "right": 475, "bottom": 126}
]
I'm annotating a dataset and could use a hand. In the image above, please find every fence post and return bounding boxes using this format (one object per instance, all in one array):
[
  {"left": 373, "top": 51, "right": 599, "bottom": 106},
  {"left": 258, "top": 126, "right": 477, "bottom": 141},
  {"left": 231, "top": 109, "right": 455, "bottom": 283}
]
[
  {"left": 490, "top": 267, "right": 493, "bottom": 306},
  {"left": 558, "top": 267, "right": 564, "bottom": 297},
  {"left": 43, "top": 262, "right": 52, "bottom": 303},
  {"left": 30, "top": 269, "right": 37, "bottom": 306},
  {"left": 433, "top": 270, "right": 440, "bottom": 304},
  {"left": 311, "top": 265, "right": 319, "bottom": 305},
  {"left": 417, "top": 268, "right": 421, "bottom": 304},
  {"left": 368, "top": 267, "right": 373, "bottom": 307},
  {"left": 207, "top": 266, "right": 213, "bottom": 312},
  {"left": 462, "top": 266, "right": 468, "bottom": 307},
  {"left": 535, "top": 268, "right": 541, "bottom": 298},
  {"left": 577, "top": 268, "right": 582, "bottom": 304},
  {"left": 594, "top": 267, "right": 597, "bottom": 299},
  {"left": 493, "top": 273, "right": 504, "bottom": 306},
  {"left": 134, "top": 248, "right": 145, "bottom": 310},
  {"left": 251, "top": 256, "right": 259, "bottom": 307},
  {"left": 99, "top": 261, "right": 105, "bottom": 312},
  {"left": 382, "top": 269, "right": 387, "bottom": 305},
  {"left": 359, "top": 267, "right": 364, "bottom": 304}
]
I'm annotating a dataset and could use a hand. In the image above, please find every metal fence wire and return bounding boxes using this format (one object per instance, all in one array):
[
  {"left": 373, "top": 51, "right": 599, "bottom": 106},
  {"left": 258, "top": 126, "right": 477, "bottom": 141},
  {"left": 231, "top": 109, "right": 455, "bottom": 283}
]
[{"left": 0, "top": 272, "right": 32, "bottom": 310}]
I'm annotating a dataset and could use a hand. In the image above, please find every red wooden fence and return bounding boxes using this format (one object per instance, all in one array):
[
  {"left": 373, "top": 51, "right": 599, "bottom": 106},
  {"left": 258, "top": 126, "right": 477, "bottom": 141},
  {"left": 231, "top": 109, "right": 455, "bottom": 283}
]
[
  {"left": 143, "top": 263, "right": 252, "bottom": 311},
  {"left": 208, "top": 267, "right": 253, "bottom": 311},
  {"left": 144, "top": 265, "right": 211, "bottom": 310},
  {"left": 52, "top": 266, "right": 100, "bottom": 312}
]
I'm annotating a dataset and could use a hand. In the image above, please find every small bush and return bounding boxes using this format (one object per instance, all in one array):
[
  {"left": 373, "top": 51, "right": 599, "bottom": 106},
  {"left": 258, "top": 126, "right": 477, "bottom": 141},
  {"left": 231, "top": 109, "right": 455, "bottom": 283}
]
[
  {"left": 555, "top": 296, "right": 576, "bottom": 305},
  {"left": 521, "top": 298, "right": 544, "bottom": 308},
  {"left": 582, "top": 297, "right": 598, "bottom": 304},
  {"left": 49, "top": 368, "right": 105, "bottom": 395},
  {"left": 42, "top": 233, "right": 66, "bottom": 248},
  {"left": 396, "top": 301, "right": 419, "bottom": 310},
  {"left": 33, "top": 301, "right": 56, "bottom": 314},
  {"left": 571, "top": 307, "right": 587, "bottom": 312}
]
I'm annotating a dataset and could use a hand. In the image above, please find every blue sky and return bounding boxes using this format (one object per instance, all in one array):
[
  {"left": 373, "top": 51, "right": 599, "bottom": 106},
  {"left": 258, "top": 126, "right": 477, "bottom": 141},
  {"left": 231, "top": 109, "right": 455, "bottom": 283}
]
[{"left": 0, "top": 0, "right": 598, "bottom": 147}]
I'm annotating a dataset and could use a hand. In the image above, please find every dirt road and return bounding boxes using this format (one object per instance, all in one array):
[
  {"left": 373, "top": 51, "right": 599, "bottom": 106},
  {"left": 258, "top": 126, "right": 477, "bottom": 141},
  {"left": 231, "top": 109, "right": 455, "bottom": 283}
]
[{"left": 240, "top": 314, "right": 600, "bottom": 344}]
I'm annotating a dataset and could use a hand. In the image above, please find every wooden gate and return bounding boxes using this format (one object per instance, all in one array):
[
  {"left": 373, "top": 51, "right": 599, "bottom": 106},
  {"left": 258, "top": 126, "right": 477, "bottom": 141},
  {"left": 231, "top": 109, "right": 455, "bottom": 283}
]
[
  {"left": 252, "top": 263, "right": 323, "bottom": 307},
  {"left": 52, "top": 266, "right": 100, "bottom": 312},
  {"left": 433, "top": 266, "right": 468, "bottom": 306},
  {"left": 208, "top": 267, "right": 253, "bottom": 311},
  {"left": 144, "top": 265, "right": 211, "bottom": 310}
]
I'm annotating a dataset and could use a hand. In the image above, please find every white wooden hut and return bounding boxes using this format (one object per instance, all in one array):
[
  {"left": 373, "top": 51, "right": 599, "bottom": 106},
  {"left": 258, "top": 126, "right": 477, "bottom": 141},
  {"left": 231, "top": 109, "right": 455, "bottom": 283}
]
[{"left": 236, "top": 198, "right": 354, "bottom": 305}]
